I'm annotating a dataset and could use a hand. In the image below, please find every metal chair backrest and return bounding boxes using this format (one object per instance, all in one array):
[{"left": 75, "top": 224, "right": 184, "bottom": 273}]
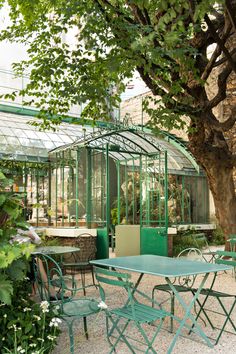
[
  {"left": 95, "top": 266, "right": 133, "bottom": 302},
  {"left": 215, "top": 250, "right": 236, "bottom": 267},
  {"left": 228, "top": 235, "right": 236, "bottom": 251},
  {"left": 176, "top": 247, "right": 204, "bottom": 288},
  {"left": 192, "top": 233, "right": 210, "bottom": 251},
  {"left": 33, "top": 253, "right": 69, "bottom": 304}
]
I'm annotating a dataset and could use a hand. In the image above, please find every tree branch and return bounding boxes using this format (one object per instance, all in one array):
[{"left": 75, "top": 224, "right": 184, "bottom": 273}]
[
  {"left": 201, "top": 22, "right": 232, "bottom": 80},
  {"left": 207, "top": 63, "right": 232, "bottom": 109},
  {"left": 213, "top": 48, "right": 236, "bottom": 67},
  {"left": 95, "top": 0, "right": 135, "bottom": 25},
  {"left": 129, "top": 3, "right": 149, "bottom": 25},
  {"left": 204, "top": 14, "right": 236, "bottom": 73},
  {"left": 225, "top": 0, "right": 236, "bottom": 32},
  {"left": 203, "top": 107, "right": 236, "bottom": 132},
  {"left": 137, "top": 66, "right": 194, "bottom": 114},
  {"left": 220, "top": 108, "right": 236, "bottom": 131}
]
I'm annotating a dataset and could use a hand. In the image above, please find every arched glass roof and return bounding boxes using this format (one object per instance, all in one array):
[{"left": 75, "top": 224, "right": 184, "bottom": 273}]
[
  {"left": 0, "top": 111, "right": 93, "bottom": 162},
  {"left": 51, "top": 128, "right": 200, "bottom": 174},
  {"left": 0, "top": 110, "right": 200, "bottom": 174}
]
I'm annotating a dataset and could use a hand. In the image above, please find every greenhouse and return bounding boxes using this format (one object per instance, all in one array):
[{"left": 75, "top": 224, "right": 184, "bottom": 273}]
[
  {"left": 49, "top": 126, "right": 209, "bottom": 257},
  {"left": 0, "top": 109, "right": 209, "bottom": 257}
]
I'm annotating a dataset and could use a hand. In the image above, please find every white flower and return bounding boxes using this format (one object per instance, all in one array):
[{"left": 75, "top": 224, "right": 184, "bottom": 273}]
[
  {"left": 98, "top": 301, "right": 108, "bottom": 310},
  {"left": 33, "top": 315, "right": 41, "bottom": 321},
  {"left": 29, "top": 343, "right": 37, "bottom": 348},
  {"left": 49, "top": 317, "right": 62, "bottom": 327},
  {"left": 17, "top": 346, "right": 25, "bottom": 353},
  {"left": 23, "top": 307, "right": 32, "bottom": 312},
  {"left": 40, "top": 301, "right": 49, "bottom": 313},
  {"left": 3, "top": 314, "right": 7, "bottom": 318},
  {"left": 47, "top": 335, "right": 56, "bottom": 341}
]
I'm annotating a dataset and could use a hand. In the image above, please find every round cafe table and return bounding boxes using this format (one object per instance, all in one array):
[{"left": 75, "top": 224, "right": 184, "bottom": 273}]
[{"left": 32, "top": 245, "right": 80, "bottom": 255}]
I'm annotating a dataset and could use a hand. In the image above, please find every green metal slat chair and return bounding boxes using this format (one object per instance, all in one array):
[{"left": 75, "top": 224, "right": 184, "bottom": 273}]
[
  {"left": 152, "top": 249, "right": 236, "bottom": 345},
  {"left": 152, "top": 247, "right": 204, "bottom": 332},
  {"left": 94, "top": 266, "right": 170, "bottom": 353},
  {"left": 190, "top": 250, "right": 236, "bottom": 345},
  {"left": 191, "top": 233, "right": 217, "bottom": 263},
  {"left": 33, "top": 253, "right": 100, "bottom": 354}
]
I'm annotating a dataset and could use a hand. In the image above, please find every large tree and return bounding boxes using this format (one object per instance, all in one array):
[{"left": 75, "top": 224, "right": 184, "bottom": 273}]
[{"left": 0, "top": 0, "right": 236, "bottom": 247}]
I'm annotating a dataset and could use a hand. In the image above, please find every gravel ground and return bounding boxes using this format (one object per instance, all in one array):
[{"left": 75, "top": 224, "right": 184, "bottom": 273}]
[{"left": 52, "top": 247, "right": 236, "bottom": 354}]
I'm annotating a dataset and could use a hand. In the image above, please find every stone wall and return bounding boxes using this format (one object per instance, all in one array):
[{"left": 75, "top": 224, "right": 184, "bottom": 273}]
[{"left": 120, "top": 91, "right": 189, "bottom": 141}]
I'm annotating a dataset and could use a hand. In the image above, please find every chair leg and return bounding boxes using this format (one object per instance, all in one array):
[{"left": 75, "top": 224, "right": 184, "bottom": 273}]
[
  {"left": 214, "top": 297, "right": 236, "bottom": 345},
  {"left": 170, "top": 294, "right": 175, "bottom": 333},
  {"left": 91, "top": 266, "right": 97, "bottom": 288},
  {"left": 152, "top": 287, "right": 174, "bottom": 332},
  {"left": 83, "top": 316, "right": 88, "bottom": 339},
  {"left": 106, "top": 314, "right": 134, "bottom": 353},
  {"left": 81, "top": 270, "right": 86, "bottom": 296},
  {"left": 136, "top": 319, "right": 164, "bottom": 354},
  {"left": 67, "top": 320, "right": 75, "bottom": 354}
]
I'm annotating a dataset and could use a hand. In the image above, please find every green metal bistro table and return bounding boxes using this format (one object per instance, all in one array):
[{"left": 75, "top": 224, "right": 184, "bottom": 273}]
[
  {"left": 91, "top": 254, "right": 232, "bottom": 354},
  {"left": 32, "top": 246, "right": 80, "bottom": 255}
]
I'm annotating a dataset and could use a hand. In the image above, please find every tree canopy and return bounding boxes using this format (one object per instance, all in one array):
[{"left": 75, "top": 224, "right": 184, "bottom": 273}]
[
  {"left": 0, "top": 0, "right": 232, "bottom": 126},
  {"left": 0, "top": 0, "right": 236, "bottom": 239}
]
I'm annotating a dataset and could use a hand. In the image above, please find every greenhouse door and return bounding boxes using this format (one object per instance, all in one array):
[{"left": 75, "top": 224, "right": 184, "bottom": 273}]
[
  {"left": 87, "top": 146, "right": 109, "bottom": 259},
  {"left": 140, "top": 152, "right": 168, "bottom": 256}
]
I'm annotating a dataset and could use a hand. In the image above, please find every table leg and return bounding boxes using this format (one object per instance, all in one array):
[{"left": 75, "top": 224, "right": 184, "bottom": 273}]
[{"left": 165, "top": 273, "right": 214, "bottom": 354}]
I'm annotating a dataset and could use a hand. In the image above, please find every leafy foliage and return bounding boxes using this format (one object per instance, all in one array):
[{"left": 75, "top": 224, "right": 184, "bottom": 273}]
[
  {"left": 0, "top": 1, "right": 236, "bottom": 237},
  {"left": 0, "top": 170, "right": 33, "bottom": 304},
  {"left": 0, "top": 281, "right": 60, "bottom": 353},
  {"left": 173, "top": 228, "right": 206, "bottom": 257},
  {"left": 210, "top": 226, "right": 225, "bottom": 246},
  {"left": 0, "top": 0, "right": 218, "bottom": 127}
]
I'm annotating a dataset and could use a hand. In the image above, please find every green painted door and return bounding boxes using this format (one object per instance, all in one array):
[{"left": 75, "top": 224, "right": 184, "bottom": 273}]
[{"left": 141, "top": 227, "right": 168, "bottom": 256}]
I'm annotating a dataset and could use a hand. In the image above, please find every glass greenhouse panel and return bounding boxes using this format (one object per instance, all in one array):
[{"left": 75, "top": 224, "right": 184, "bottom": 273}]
[
  {"left": 141, "top": 153, "right": 167, "bottom": 227},
  {"left": 168, "top": 174, "right": 209, "bottom": 224}
]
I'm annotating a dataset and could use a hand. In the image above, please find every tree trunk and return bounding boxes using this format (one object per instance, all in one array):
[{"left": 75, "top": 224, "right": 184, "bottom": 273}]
[
  {"left": 204, "top": 164, "right": 236, "bottom": 250},
  {"left": 188, "top": 119, "right": 236, "bottom": 250}
]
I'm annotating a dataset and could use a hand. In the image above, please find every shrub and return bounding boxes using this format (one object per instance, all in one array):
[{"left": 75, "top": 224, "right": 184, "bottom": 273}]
[
  {"left": 0, "top": 281, "right": 61, "bottom": 354},
  {"left": 0, "top": 170, "right": 33, "bottom": 304},
  {"left": 210, "top": 227, "right": 225, "bottom": 245},
  {"left": 173, "top": 228, "right": 206, "bottom": 256}
]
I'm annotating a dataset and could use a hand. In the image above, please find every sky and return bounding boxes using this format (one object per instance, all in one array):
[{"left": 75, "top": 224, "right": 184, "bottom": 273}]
[{"left": 0, "top": 5, "right": 149, "bottom": 101}]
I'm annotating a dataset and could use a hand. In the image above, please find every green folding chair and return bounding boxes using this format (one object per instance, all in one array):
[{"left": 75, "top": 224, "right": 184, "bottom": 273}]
[
  {"left": 189, "top": 251, "right": 236, "bottom": 345},
  {"left": 191, "top": 233, "right": 217, "bottom": 263},
  {"left": 94, "top": 266, "right": 170, "bottom": 353},
  {"left": 228, "top": 234, "right": 236, "bottom": 253},
  {"left": 152, "top": 247, "right": 204, "bottom": 332},
  {"left": 33, "top": 253, "right": 100, "bottom": 354}
]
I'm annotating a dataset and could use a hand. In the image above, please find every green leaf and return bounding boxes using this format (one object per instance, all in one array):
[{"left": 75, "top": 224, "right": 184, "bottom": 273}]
[
  {"left": 0, "top": 275, "right": 13, "bottom": 305},
  {"left": 6, "top": 259, "right": 28, "bottom": 281},
  {"left": 0, "top": 251, "right": 8, "bottom": 268},
  {"left": 0, "top": 194, "right": 6, "bottom": 206}
]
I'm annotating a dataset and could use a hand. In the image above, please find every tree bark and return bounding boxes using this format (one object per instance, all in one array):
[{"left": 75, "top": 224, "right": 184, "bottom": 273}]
[{"left": 188, "top": 115, "right": 236, "bottom": 250}]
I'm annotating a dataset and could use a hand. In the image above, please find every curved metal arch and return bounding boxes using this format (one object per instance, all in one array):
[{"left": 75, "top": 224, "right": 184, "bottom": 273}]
[
  {"left": 111, "top": 132, "right": 150, "bottom": 154},
  {"left": 73, "top": 129, "right": 152, "bottom": 156},
  {"left": 72, "top": 128, "right": 163, "bottom": 156}
]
